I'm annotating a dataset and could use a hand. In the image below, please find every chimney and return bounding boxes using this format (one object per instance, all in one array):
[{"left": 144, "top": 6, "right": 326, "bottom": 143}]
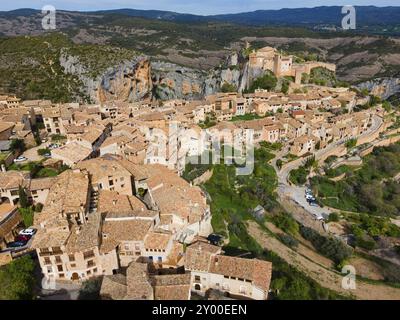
[{"left": 1, "top": 164, "right": 6, "bottom": 172}]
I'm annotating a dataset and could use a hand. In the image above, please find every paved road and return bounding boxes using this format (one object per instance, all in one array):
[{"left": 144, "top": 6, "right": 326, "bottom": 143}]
[{"left": 275, "top": 114, "right": 384, "bottom": 221}]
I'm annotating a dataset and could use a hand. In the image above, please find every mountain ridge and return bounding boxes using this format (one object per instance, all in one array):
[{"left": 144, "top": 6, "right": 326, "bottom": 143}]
[{"left": 1, "top": 6, "right": 400, "bottom": 27}]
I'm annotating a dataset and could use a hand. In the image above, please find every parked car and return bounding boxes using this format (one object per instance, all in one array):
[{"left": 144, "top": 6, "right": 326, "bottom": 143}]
[
  {"left": 19, "top": 228, "right": 37, "bottom": 236},
  {"left": 309, "top": 201, "right": 319, "bottom": 207},
  {"left": 16, "top": 235, "right": 31, "bottom": 242},
  {"left": 44, "top": 153, "right": 52, "bottom": 158},
  {"left": 306, "top": 194, "right": 316, "bottom": 202},
  {"left": 7, "top": 241, "right": 27, "bottom": 248},
  {"left": 207, "top": 233, "right": 224, "bottom": 246},
  {"left": 41, "top": 138, "right": 48, "bottom": 143},
  {"left": 13, "top": 156, "right": 27, "bottom": 163},
  {"left": 48, "top": 143, "right": 59, "bottom": 150}
]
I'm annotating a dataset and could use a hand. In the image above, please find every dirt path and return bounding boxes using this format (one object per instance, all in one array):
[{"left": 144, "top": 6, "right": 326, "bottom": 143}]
[{"left": 248, "top": 221, "right": 400, "bottom": 300}]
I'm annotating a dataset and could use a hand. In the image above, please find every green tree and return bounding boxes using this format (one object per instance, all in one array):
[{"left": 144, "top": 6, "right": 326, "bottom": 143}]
[
  {"left": 78, "top": 277, "right": 102, "bottom": 300},
  {"left": 10, "top": 139, "right": 26, "bottom": 153},
  {"left": 0, "top": 255, "right": 36, "bottom": 300},
  {"left": 221, "top": 82, "right": 238, "bottom": 93},
  {"left": 18, "top": 186, "right": 29, "bottom": 208},
  {"left": 249, "top": 71, "right": 277, "bottom": 93}
]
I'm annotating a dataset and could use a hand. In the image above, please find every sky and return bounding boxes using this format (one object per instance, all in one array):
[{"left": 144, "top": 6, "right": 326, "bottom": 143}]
[{"left": 0, "top": 0, "right": 398, "bottom": 15}]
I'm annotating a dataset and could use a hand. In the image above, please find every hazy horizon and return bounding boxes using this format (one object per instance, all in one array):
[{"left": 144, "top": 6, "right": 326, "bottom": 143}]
[{"left": 0, "top": 1, "right": 399, "bottom": 15}]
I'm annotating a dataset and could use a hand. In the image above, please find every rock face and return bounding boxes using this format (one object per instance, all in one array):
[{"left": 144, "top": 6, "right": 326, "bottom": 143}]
[
  {"left": 357, "top": 78, "right": 400, "bottom": 99},
  {"left": 99, "top": 57, "right": 152, "bottom": 103},
  {"left": 60, "top": 51, "right": 153, "bottom": 103},
  {"left": 59, "top": 49, "right": 262, "bottom": 103},
  {"left": 151, "top": 61, "right": 209, "bottom": 100}
]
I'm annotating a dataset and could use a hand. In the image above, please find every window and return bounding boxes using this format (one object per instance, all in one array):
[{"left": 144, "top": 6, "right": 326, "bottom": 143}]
[
  {"left": 44, "top": 257, "right": 51, "bottom": 265},
  {"left": 194, "top": 275, "right": 201, "bottom": 282},
  {"left": 87, "top": 260, "right": 95, "bottom": 268},
  {"left": 59, "top": 273, "right": 65, "bottom": 279},
  {"left": 55, "top": 256, "right": 62, "bottom": 264},
  {"left": 57, "top": 265, "right": 63, "bottom": 272},
  {"left": 69, "top": 254, "right": 75, "bottom": 262},
  {"left": 70, "top": 263, "right": 76, "bottom": 268},
  {"left": 83, "top": 250, "right": 95, "bottom": 259},
  {"left": 194, "top": 284, "right": 201, "bottom": 290},
  {"left": 53, "top": 247, "right": 62, "bottom": 255}
]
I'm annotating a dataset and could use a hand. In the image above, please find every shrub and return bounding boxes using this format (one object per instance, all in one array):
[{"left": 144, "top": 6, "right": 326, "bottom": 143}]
[
  {"left": 328, "top": 212, "right": 340, "bottom": 222},
  {"left": 19, "top": 207, "right": 34, "bottom": 228},
  {"left": 272, "top": 213, "right": 299, "bottom": 236},
  {"left": 300, "top": 226, "right": 353, "bottom": 264},
  {"left": 37, "top": 148, "right": 50, "bottom": 156},
  {"left": 78, "top": 277, "right": 102, "bottom": 300},
  {"left": 221, "top": 82, "right": 237, "bottom": 93},
  {"left": 0, "top": 255, "right": 36, "bottom": 300},
  {"left": 277, "top": 233, "right": 299, "bottom": 249},
  {"left": 248, "top": 71, "right": 277, "bottom": 93}
]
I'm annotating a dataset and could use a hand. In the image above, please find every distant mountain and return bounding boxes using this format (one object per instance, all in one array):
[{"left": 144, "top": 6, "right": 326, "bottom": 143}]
[
  {"left": 91, "top": 8, "right": 208, "bottom": 23},
  {"left": 210, "top": 6, "right": 400, "bottom": 26},
  {"left": 1, "top": 6, "right": 400, "bottom": 27}
]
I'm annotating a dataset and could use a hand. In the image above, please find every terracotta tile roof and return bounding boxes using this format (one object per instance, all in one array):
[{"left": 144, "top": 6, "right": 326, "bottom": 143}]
[
  {"left": 0, "top": 170, "right": 30, "bottom": 190},
  {"left": 51, "top": 142, "right": 92, "bottom": 164},
  {"left": 100, "top": 262, "right": 190, "bottom": 300},
  {"left": 152, "top": 273, "right": 191, "bottom": 300},
  {"left": 209, "top": 255, "right": 272, "bottom": 291},
  {"left": 98, "top": 190, "right": 155, "bottom": 219},
  {"left": 0, "top": 122, "right": 14, "bottom": 133},
  {"left": 144, "top": 164, "right": 208, "bottom": 224},
  {"left": 125, "top": 262, "right": 154, "bottom": 300},
  {"left": 32, "top": 170, "right": 90, "bottom": 249},
  {"left": 144, "top": 231, "right": 172, "bottom": 250},
  {"left": 102, "top": 219, "right": 153, "bottom": 243},
  {"left": 100, "top": 275, "right": 128, "bottom": 300},
  {"left": 186, "top": 241, "right": 272, "bottom": 292},
  {"left": 66, "top": 212, "right": 101, "bottom": 253},
  {"left": 76, "top": 158, "right": 131, "bottom": 185},
  {"left": 185, "top": 242, "right": 221, "bottom": 272},
  {"left": 29, "top": 177, "right": 56, "bottom": 191}
]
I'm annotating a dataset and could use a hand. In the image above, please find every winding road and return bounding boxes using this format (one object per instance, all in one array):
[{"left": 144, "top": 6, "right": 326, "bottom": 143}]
[{"left": 273, "top": 114, "right": 384, "bottom": 223}]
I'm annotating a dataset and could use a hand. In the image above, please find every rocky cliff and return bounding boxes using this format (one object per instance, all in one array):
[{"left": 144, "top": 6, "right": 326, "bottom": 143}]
[
  {"left": 60, "top": 51, "right": 153, "bottom": 103},
  {"left": 357, "top": 78, "right": 400, "bottom": 100},
  {"left": 59, "top": 49, "right": 257, "bottom": 103}
]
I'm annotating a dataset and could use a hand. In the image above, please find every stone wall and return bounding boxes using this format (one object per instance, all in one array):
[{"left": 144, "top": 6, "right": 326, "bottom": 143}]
[{"left": 193, "top": 169, "right": 214, "bottom": 186}]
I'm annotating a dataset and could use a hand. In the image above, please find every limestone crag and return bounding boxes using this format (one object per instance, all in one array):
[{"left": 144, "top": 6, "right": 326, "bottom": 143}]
[
  {"left": 60, "top": 49, "right": 262, "bottom": 103},
  {"left": 99, "top": 57, "right": 153, "bottom": 103},
  {"left": 357, "top": 78, "right": 400, "bottom": 99}
]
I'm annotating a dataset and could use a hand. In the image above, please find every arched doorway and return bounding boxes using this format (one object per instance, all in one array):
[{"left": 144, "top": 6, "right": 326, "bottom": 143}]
[{"left": 71, "top": 273, "right": 80, "bottom": 281}]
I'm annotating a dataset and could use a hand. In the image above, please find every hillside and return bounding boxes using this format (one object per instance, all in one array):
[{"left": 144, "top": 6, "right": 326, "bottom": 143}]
[{"left": 1, "top": 8, "right": 400, "bottom": 102}]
